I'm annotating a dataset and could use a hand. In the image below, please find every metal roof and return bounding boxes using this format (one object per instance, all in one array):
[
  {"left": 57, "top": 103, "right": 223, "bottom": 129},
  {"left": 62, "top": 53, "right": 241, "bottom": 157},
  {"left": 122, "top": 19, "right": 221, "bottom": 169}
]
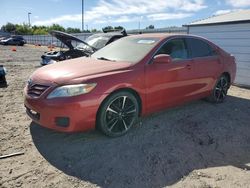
[{"left": 185, "top": 9, "right": 250, "bottom": 26}]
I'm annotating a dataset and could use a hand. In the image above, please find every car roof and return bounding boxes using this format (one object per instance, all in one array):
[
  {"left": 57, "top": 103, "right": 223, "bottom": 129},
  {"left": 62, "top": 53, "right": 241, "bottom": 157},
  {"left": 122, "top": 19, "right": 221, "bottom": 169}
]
[
  {"left": 11, "top": 35, "right": 23, "bottom": 38},
  {"left": 91, "top": 32, "right": 125, "bottom": 38},
  {"left": 127, "top": 33, "right": 203, "bottom": 40}
]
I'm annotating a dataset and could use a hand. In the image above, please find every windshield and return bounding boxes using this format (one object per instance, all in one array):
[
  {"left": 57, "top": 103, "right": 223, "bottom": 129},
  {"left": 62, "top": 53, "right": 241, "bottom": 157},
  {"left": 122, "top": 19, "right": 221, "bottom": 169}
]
[
  {"left": 76, "top": 35, "right": 110, "bottom": 51},
  {"left": 91, "top": 37, "right": 160, "bottom": 63}
]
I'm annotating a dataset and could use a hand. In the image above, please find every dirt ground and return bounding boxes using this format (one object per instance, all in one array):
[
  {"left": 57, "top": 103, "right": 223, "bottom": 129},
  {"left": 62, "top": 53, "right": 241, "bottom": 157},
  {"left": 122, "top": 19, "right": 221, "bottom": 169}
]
[{"left": 0, "top": 45, "right": 250, "bottom": 188}]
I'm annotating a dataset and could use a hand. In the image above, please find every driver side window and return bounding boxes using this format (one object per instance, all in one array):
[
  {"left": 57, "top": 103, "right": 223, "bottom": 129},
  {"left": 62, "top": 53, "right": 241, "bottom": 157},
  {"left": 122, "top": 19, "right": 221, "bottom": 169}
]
[{"left": 156, "top": 38, "right": 188, "bottom": 60}]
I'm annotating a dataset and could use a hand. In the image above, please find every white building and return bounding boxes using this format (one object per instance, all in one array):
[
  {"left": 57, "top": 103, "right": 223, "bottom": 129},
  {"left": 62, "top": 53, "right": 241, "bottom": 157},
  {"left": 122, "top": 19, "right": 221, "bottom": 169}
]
[{"left": 185, "top": 10, "right": 250, "bottom": 87}]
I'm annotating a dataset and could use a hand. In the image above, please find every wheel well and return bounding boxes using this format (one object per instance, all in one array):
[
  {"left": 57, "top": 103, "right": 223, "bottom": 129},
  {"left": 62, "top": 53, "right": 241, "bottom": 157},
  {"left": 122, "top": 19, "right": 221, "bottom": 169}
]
[
  {"left": 222, "top": 72, "right": 231, "bottom": 84},
  {"left": 96, "top": 88, "right": 143, "bottom": 127}
]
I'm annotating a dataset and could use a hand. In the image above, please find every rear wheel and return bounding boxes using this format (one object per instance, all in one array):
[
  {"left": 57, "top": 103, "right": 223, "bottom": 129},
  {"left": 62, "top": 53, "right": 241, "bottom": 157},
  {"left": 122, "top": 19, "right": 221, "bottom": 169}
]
[
  {"left": 97, "top": 91, "right": 139, "bottom": 137},
  {"left": 207, "top": 75, "right": 229, "bottom": 103}
]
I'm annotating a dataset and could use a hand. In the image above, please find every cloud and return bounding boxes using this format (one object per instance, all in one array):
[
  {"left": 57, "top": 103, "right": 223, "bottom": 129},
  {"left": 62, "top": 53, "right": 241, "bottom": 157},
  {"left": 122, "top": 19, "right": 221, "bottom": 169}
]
[
  {"left": 33, "top": 14, "right": 82, "bottom": 25},
  {"left": 147, "top": 13, "right": 192, "bottom": 21},
  {"left": 225, "top": 0, "right": 250, "bottom": 7},
  {"left": 94, "top": 16, "right": 142, "bottom": 24},
  {"left": 214, "top": 9, "right": 233, "bottom": 16},
  {"left": 33, "top": 0, "right": 207, "bottom": 26},
  {"left": 213, "top": 9, "right": 243, "bottom": 16}
]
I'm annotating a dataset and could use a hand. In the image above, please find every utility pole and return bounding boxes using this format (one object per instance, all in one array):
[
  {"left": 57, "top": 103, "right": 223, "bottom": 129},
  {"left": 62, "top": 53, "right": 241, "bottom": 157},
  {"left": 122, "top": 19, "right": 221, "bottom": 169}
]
[
  {"left": 82, "top": 0, "right": 84, "bottom": 32},
  {"left": 138, "top": 16, "right": 143, "bottom": 33},
  {"left": 28, "top": 12, "right": 32, "bottom": 27}
]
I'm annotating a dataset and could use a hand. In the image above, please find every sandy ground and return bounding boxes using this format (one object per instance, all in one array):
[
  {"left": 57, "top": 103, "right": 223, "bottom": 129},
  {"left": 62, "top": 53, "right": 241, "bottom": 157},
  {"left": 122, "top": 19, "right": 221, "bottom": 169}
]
[{"left": 0, "top": 45, "right": 250, "bottom": 188}]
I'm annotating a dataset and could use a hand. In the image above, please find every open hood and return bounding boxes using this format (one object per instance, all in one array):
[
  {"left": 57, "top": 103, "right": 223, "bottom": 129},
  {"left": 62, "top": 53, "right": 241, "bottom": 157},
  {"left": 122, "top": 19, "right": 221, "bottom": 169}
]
[{"left": 50, "top": 30, "right": 87, "bottom": 50}]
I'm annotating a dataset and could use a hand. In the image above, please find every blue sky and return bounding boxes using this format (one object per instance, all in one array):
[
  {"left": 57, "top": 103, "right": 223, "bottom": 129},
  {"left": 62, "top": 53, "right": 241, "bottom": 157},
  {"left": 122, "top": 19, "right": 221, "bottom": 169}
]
[{"left": 1, "top": 0, "right": 250, "bottom": 30}]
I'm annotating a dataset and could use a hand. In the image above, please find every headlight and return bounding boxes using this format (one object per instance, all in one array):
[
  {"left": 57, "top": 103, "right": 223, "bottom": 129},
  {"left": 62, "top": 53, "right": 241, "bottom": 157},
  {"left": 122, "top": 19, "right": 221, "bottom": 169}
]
[{"left": 47, "top": 83, "right": 97, "bottom": 99}]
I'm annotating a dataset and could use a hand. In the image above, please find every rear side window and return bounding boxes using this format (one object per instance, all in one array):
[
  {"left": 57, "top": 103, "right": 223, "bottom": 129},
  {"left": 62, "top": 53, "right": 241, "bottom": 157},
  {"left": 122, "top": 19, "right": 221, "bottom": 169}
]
[
  {"left": 186, "top": 38, "right": 216, "bottom": 58},
  {"left": 156, "top": 38, "right": 188, "bottom": 60}
]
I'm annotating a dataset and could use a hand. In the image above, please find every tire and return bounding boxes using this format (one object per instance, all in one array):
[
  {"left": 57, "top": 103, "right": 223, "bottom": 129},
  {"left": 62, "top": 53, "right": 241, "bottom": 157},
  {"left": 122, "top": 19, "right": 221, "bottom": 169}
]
[
  {"left": 97, "top": 91, "right": 139, "bottom": 137},
  {"left": 18, "top": 42, "right": 24, "bottom": 46},
  {"left": 207, "top": 75, "right": 229, "bottom": 103}
]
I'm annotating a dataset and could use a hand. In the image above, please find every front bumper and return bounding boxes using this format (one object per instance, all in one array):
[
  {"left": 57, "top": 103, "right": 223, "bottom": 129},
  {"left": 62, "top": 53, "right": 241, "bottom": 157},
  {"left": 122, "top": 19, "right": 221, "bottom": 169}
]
[{"left": 24, "top": 86, "right": 107, "bottom": 132}]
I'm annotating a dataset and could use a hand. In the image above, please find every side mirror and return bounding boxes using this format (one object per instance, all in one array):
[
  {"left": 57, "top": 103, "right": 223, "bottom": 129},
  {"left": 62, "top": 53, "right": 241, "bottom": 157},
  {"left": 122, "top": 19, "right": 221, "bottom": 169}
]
[{"left": 153, "top": 54, "right": 172, "bottom": 64}]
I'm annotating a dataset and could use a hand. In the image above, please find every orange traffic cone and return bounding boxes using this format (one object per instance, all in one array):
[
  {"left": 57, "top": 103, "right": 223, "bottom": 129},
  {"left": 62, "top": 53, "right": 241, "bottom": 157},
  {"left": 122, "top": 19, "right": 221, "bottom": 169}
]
[{"left": 11, "top": 47, "right": 16, "bottom": 51}]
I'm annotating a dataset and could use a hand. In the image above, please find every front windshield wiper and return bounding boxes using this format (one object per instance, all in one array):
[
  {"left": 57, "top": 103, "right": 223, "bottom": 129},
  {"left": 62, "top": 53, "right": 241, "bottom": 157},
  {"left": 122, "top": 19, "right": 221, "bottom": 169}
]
[{"left": 96, "top": 57, "right": 116, "bottom": 62}]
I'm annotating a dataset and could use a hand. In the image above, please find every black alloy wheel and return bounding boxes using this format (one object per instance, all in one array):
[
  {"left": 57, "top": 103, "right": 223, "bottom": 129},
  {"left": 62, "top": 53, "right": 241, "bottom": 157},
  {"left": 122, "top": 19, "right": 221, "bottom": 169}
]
[
  {"left": 208, "top": 75, "right": 229, "bottom": 103},
  {"left": 97, "top": 91, "right": 139, "bottom": 137}
]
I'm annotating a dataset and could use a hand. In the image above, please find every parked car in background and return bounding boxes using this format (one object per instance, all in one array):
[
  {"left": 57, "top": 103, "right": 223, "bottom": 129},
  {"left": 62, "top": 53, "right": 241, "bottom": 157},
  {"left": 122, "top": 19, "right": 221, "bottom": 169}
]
[
  {"left": 0, "top": 36, "right": 9, "bottom": 41},
  {"left": 0, "top": 65, "right": 7, "bottom": 87},
  {"left": 41, "top": 29, "right": 127, "bottom": 65},
  {"left": 24, "top": 34, "right": 236, "bottom": 137},
  {"left": 0, "top": 35, "right": 26, "bottom": 46}
]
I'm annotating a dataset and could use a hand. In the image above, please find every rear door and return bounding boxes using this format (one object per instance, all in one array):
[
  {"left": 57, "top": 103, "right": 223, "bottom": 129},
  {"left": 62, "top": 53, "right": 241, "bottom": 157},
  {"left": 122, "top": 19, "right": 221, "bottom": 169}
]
[
  {"left": 186, "top": 38, "right": 223, "bottom": 95},
  {"left": 145, "top": 38, "right": 196, "bottom": 113}
]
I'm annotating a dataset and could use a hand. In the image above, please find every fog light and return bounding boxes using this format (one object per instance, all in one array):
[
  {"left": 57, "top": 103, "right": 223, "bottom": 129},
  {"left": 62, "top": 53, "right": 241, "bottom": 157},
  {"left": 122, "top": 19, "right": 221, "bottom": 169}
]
[
  {"left": 55, "top": 117, "right": 70, "bottom": 128},
  {"left": 25, "top": 106, "right": 40, "bottom": 121}
]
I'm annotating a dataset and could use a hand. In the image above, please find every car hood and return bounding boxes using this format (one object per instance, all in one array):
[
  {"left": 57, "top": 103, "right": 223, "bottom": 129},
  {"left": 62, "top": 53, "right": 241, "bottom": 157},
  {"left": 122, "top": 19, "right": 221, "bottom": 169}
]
[
  {"left": 31, "top": 57, "right": 132, "bottom": 85},
  {"left": 50, "top": 30, "right": 96, "bottom": 52},
  {"left": 50, "top": 30, "right": 86, "bottom": 50}
]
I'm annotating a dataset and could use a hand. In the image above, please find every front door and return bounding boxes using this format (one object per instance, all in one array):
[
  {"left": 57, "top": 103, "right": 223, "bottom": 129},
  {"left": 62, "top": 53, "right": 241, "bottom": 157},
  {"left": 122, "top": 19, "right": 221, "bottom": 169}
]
[{"left": 145, "top": 38, "right": 196, "bottom": 114}]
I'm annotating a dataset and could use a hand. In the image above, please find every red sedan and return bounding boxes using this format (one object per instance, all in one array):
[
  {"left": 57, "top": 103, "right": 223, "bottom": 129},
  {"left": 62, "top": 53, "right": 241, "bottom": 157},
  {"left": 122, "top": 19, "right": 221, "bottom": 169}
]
[{"left": 24, "top": 34, "right": 236, "bottom": 137}]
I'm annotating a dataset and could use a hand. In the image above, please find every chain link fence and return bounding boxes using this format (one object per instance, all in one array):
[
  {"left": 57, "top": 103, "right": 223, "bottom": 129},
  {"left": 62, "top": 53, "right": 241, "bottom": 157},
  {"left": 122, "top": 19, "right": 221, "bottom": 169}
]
[
  {"left": 23, "top": 27, "right": 187, "bottom": 47},
  {"left": 23, "top": 33, "right": 92, "bottom": 46}
]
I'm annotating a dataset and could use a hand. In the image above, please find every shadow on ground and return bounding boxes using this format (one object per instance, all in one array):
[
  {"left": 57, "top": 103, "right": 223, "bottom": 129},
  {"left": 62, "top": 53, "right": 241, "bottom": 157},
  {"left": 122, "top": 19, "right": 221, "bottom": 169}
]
[{"left": 30, "top": 95, "right": 250, "bottom": 188}]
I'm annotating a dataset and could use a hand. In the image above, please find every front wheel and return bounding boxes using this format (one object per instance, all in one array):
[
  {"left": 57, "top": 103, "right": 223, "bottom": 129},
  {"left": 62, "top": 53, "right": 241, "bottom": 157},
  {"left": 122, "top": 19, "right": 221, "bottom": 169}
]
[
  {"left": 97, "top": 91, "right": 139, "bottom": 137},
  {"left": 207, "top": 75, "right": 229, "bottom": 103}
]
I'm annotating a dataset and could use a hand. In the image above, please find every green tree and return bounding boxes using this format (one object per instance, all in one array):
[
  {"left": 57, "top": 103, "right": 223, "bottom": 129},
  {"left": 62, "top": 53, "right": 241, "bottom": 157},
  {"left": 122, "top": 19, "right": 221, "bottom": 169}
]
[
  {"left": 102, "top": 26, "right": 113, "bottom": 32},
  {"left": 33, "top": 28, "right": 48, "bottom": 35},
  {"left": 91, "top": 28, "right": 98, "bottom": 33},
  {"left": 1, "top": 22, "right": 16, "bottom": 33},
  {"left": 15, "top": 24, "right": 33, "bottom": 35},
  {"left": 146, "top": 25, "right": 155, "bottom": 29},
  {"left": 32, "top": 25, "right": 48, "bottom": 35},
  {"left": 0, "top": 23, "right": 87, "bottom": 35},
  {"left": 47, "top": 24, "right": 65, "bottom": 32},
  {"left": 66, "top": 27, "right": 81, "bottom": 33},
  {"left": 114, "top": 26, "right": 124, "bottom": 30}
]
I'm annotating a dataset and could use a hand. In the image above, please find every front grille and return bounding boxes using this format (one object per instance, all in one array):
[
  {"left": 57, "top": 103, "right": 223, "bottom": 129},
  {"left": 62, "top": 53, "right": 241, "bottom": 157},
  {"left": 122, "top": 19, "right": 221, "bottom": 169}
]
[{"left": 28, "top": 84, "right": 50, "bottom": 98}]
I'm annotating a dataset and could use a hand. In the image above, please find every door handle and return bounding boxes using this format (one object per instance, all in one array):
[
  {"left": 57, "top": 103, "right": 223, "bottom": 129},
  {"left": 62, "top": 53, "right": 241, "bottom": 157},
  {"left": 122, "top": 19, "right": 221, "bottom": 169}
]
[{"left": 186, "top": 64, "right": 191, "bottom": 70}]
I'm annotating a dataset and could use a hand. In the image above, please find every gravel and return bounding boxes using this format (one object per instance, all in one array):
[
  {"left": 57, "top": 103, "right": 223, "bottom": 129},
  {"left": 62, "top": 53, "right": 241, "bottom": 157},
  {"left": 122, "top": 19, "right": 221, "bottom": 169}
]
[{"left": 0, "top": 45, "right": 250, "bottom": 188}]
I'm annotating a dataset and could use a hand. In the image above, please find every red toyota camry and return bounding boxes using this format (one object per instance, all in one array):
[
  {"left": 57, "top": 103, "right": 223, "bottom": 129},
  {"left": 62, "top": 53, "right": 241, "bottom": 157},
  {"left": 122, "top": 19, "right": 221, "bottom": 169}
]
[{"left": 24, "top": 34, "right": 236, "bottom": 137}]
